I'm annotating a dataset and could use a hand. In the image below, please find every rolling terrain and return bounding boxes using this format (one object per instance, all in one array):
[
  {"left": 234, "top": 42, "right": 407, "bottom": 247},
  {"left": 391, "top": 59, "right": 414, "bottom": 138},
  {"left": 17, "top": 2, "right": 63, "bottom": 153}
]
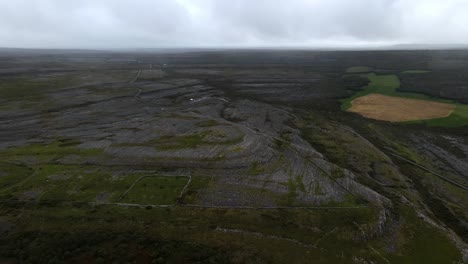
[{"left": 0, "top": 49, "right": 467, "bottom": 263}]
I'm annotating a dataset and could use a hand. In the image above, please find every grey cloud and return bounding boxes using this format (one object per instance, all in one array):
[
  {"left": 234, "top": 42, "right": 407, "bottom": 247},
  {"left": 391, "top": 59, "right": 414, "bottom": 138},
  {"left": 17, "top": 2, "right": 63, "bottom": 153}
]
[
  {"left": 0, "top": 0, "right": 466, "bottom": 49},
  {"left": 210, "top": 0, "right": 400, "bottom": 41}
]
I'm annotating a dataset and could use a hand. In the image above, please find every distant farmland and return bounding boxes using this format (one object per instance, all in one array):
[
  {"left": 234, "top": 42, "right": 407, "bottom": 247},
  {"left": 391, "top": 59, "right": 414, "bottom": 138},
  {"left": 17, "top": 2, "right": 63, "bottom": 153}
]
[{"left": 348, "top": 93, "right": 456, "bottom": 122}]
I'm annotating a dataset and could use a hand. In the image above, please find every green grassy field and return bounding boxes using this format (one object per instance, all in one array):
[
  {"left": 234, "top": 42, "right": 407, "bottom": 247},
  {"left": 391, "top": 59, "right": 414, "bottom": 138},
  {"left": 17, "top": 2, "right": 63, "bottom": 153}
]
[
  {"left": 340, "top": 73, "right": 401, "bottom": 110},
  {"left": 345, "top": 66, "right": 373, "bottom": 73},
  {"left": 415, "top": 103, "right": 468, "bottom": 127},
  {"left": 341, "top": 71, "right": 468, "bottom": 127},
  {"left": 0, "top": 163, "right": 32, "bottom": 190},
  {"left": 0, "top": 70, "right": 134, "bottom": 100},
  {"left": 120, "top": 176, "right": 189, "bottom": 205},
  {"left": 382, "top": 206, "right": 462, "bottom": 264},
  {"left": 0, "top": 140, "right": 104, "bottom": 162},
  {"left": 0, "top": 141, "right": 136, "bottom": 202},
  {"left": 0, "top": 163, "right": 146, "bottom": 203},
  {"left": 0, "top": 201, "right": 461, "bottom": 263}
]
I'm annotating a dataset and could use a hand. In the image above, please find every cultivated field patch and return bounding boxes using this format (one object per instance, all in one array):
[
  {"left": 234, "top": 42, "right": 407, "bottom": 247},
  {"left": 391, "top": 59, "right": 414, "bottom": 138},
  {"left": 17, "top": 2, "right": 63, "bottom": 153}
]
[{"left": 348, "top": 93, "right": 456, "bottom": 122}]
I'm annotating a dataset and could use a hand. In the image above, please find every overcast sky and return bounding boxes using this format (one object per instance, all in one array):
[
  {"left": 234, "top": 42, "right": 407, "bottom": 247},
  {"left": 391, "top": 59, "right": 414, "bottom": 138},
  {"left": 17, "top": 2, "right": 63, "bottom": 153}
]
[{"left": 1, "top": 0, "right": 468, "bottom": 49}]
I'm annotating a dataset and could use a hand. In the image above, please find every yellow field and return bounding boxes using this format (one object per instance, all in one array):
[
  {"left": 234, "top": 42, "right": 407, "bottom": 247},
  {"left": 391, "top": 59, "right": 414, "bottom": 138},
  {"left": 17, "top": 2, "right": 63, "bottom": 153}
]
[{"left": 348, "top": 94, "right": 456, "bottom": 122}]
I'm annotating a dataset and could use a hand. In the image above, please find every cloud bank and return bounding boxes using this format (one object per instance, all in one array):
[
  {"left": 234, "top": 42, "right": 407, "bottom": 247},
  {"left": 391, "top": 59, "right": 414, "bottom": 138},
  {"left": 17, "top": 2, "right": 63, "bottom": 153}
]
[{"left": 0, "top": 0, "right": 467, "bottom": 49}]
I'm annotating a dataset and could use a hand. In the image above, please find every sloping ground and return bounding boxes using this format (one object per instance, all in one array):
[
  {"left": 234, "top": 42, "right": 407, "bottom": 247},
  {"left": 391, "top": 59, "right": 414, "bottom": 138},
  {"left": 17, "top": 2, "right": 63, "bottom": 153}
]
[
  {"left": 348, "top": 93, "right": 456, "bottom": 122},
  {"left": 0, "top": 51, "right": 467, "bottom": 263}
]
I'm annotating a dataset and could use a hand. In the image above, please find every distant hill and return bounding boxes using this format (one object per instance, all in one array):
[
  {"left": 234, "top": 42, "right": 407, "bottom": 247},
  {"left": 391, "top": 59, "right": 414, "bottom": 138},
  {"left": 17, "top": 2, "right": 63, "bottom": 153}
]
[
  {"left": 387, "top": 43, "right": 468, "bottom": 50},
  {"left": 0, "top": 47, "right": 108, "bottom": 55}
]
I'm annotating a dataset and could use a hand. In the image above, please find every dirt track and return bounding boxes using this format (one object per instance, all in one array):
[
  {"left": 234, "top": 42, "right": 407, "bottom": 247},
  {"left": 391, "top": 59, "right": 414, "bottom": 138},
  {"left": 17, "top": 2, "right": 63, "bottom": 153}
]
[{"left": 348, "top": 93, "right": 456, "bottom": 122}]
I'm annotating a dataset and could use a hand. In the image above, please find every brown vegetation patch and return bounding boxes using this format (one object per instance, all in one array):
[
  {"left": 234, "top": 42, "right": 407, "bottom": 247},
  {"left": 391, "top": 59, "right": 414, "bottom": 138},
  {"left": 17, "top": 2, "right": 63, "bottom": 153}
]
[{"left": 348, "top": 94, "right": 456, "bottom": 122}]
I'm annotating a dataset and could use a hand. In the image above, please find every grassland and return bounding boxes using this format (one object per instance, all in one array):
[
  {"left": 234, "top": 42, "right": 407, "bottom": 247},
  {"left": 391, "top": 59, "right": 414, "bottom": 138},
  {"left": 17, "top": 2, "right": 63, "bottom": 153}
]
[
  {"left": 383, "top": 206, "right": 462, "bottom": 264},
  {"left": 345, "top": 66, "right": 373, "bottom": 73},
  {"left": 0, "top": 140, "right": 103, "bottom": 162},
  {"left": 0, "top": 163, "right": 144, "bottom": 203},
  {"left": 120, "top": 176, "right": 189, "bottom": 205},
  {"left": 341, "top": 73, "right": 401, "bottom": 110},
  {"left": 0, "top": 70, "right": 134, "bottom": 100},
  {"left": 411, "top": 103, "right": 468, "bottom": 127},
  {"left": 0, "top": 200, "right": 461, "bottom": 263},
  {"left": 0, "top": 51, "right": 466, "bottom": 263},
  {"left": 341, "top": 71, "right": 468, "bottom": 127},
  {"left": 0, "top": 141, "right": 196, "bottom": 205},
  {"left": 180, "top": 176, "right": 212, "bottom": 204},
  {"left": 0, "top": 163, "right": 32, "bottom": 190},
  {"left": 0, "top": 141, "right": 124, "bottom": 202}
]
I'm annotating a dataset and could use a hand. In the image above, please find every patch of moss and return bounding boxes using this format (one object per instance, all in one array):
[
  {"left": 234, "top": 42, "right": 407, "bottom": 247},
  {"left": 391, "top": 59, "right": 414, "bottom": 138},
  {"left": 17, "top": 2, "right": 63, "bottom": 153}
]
[
  {"left": 314, "top": 183, "right": 325, "bottom": 195},
  {"left": 154, "top": 134, "right": 206, "bottom": 150},
  {"left": 153, "top": 131, "right": 243, "bottom": 150},
  {"left": 197, "top": 120, "right": 220, "bottom": 127},
  {"left": 230, "top": 145, "right": 245, "bottom": 152},
  {"left": 295, "top": 174, "right": 306, "bottom": 193},
  {"left": 180, "top": 176, "right": 212, "bottom": 204},
  {"left": 0, "top": 140, "right": 104, "bottom": 163},
  {"left": 248, "top": 161, "right": 265, "bottom": 175},
  {"left": 330, "top": 167, "right": 345, "bottom": 179},
  {"left": 0, "top": 162, "right": 32, "bottom": 194}
]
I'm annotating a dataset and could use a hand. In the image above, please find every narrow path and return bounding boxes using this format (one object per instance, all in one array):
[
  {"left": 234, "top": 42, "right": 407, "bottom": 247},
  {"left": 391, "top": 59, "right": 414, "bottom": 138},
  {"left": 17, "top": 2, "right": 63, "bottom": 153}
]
[
  {"left": 112, "top": 170, "right": 365, "bottom": 209},
  {"left": 0, "top": 198, "right": 367, "bottom": 210},
  {"left": 129, "top": 69, "right": 142, "bottom": 101},
  {"left": 178, "top": 176, "right": 192, "bottom": 200}
]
